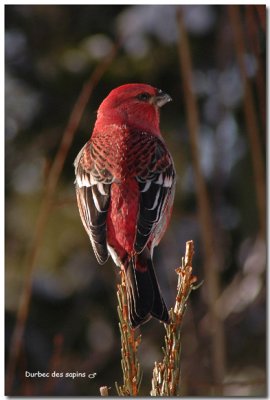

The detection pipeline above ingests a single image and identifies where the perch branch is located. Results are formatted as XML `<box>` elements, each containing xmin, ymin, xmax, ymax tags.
<box><xmin>100</xmin><ymin>386</ymin><xmax>109</xmax><ymax>396</ymax></box>
<box><xmin>151</xmin><ymin>240</ymin><xmax>198</xmax><ymax>396</ymax></box>
<box><xmin>115</xmin><ymin>271</ymin><xmax>142</xmax><ymax>396</ymax></box>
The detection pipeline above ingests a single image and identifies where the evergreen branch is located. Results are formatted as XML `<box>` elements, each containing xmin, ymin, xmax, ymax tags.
<box><xmin>115</xmin><ymin>271</ymin><xmax>142</xmax><ymax>396</ymax></box>
<box><xmin>151</xmin><ymin>240</ymin><xmax>198</xmax><ymax>396</ymax></box>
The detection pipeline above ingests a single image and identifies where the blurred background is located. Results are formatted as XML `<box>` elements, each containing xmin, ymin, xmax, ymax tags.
<box><xmin>5</xmin><ymin>4</ymin><xmax>266</xmax><ymax>396</ymax></box>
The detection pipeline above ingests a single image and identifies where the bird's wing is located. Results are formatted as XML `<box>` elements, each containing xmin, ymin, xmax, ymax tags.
<box><xmin>74</xmin><ymin>142</ymin><xmax>113</xmax><ymax>264</ymax></box>
<box><xmin>134</xmin><ymin>137</ymin><xmax>175</xmax><ymax>254</ymax></box>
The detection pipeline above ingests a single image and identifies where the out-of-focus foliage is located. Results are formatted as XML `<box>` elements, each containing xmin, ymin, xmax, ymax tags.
<box><xmin>5</xmin><ymin>5</ymin><xmax>266</xmax><ymax>396</ymax></box>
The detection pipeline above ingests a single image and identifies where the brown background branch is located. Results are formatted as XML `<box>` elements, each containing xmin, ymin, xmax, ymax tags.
<box><xmin>176</xmin><ymin>8</ymin><xmax>226</xmax><ymax>394</ymax></box>
<box><xmin>5</xmin><ymin>44</ymin><xmax>118</xmax><ymax>394</ymax></box>
<box><xmin>228</xmin><ymin>5</ymin><xmax>266</xmax><ymax>238</ymax></box>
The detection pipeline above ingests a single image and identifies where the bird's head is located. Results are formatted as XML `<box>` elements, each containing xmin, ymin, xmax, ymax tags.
<box><xmin>95</xmin><ymin>83</ymin><xmax>172</xmax><ymax>136</ymax></box>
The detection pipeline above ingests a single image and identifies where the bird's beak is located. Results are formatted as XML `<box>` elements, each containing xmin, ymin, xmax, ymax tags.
<box><xmin>153</xmin><ymin>90</ymin><xmax>172</xmax><ymax>108</ymax></box>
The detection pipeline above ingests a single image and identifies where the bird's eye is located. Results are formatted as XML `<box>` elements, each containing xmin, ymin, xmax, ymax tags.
<box><xmin>136</xmin><ymin>92</ymin><xmax>151</xmax><ymax>102</ymax></box>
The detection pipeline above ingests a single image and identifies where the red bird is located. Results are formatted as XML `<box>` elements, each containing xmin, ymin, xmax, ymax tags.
<box><xmin>74</xmin><ymin>83</ymin><xmax>175</xmax><ymax>328</ymax></box>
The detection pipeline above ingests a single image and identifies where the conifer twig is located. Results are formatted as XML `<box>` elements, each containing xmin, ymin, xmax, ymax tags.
<box><xmin>115</xmin><ymin>271</ymin><xmax>142</xmax><ymax>396</ymax></box>
<box><xmin>100</xmin><ymin>386</ymin><xmax>109</xmax><ymax>396</ymax></box>
<box><xmin>151</xmin><ymin>240</ymin><xmax>198</xmax><ymax>396</ymax></box>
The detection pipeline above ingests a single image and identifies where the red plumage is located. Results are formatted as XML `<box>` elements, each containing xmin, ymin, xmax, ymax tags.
<box><xmin>74</xmin><ymin>83</ymin><xmax>176</xmax><ymax>328</ymax></box>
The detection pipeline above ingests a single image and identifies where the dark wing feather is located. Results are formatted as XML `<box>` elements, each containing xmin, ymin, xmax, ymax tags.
<box><xmin>74</xmin><ymin>143</ymin><xmax>113</xmax><ymax>264</ymax></box>
<box><xmin>135</xmin><ymin>139</ymin><xmax>175</xmax><ymax>254</ymax></box>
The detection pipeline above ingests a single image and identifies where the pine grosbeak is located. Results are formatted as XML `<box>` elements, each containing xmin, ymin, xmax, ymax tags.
<box><xmin>74</xmin><ymin>83</ymin><xmax>175</xmax><ymax>328</ymax></box>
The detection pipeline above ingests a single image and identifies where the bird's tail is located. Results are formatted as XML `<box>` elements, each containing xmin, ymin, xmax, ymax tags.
<box><xmin>124</xmin><ymin>251</ymin><xmax>169</xmax><ymax>328</ymax></box>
